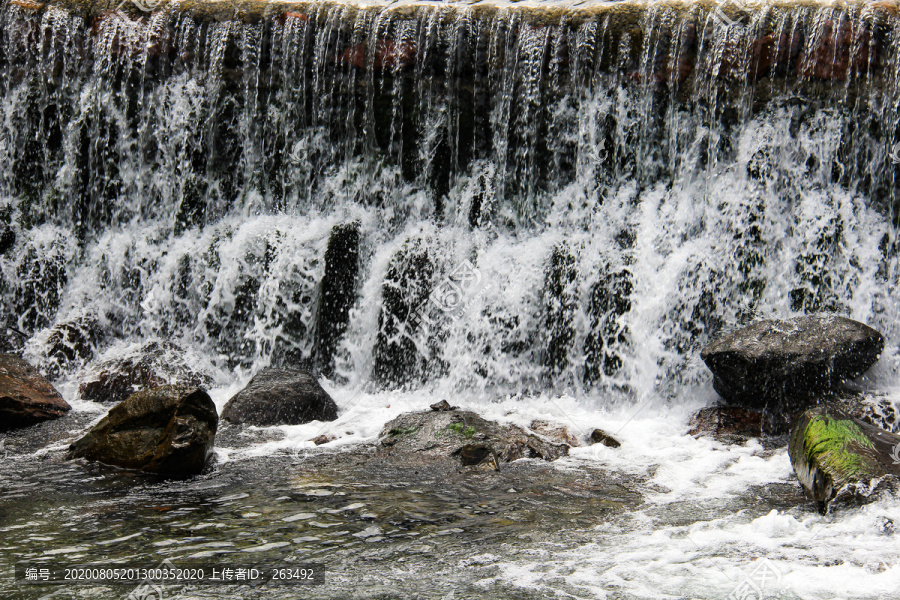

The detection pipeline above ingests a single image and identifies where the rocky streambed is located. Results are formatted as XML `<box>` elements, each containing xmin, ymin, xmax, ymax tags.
<box><xmin>1</xmin><ymin>406</ymin><xmax>821</xmax><ymax>600</ymax></box>
<box><xmin>2</xmin><ymin>314</ymin><xmax>900</xmax><ymax>598</ymax></box>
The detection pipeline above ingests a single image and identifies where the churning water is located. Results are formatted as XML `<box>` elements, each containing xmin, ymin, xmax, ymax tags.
<box><xmin>1</xmin><ymin>0</ymin><xmax>900</xmax><ymax>597</ymax></box>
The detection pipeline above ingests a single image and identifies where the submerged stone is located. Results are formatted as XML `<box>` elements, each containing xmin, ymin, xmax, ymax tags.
<box><xmin>67</xmin><ymin>385</ymin><xmax>217</xmax><ymax>477</ymax></box>
<box><xmin>0</xmin><ymin>354</ymin><xmax>70</xmax><ymax>431</ymax></box>
<box><xmin>221</xmin><ymin>369</ymin><xmax>338</xmax><ymax>426</ymax></box>
<box><xmin>701</xmin><ymin>315</ymin><xmax>884</xmax><ymax>421</ymax></box>
<box><xmin>789</xmin><ymin>407</ymin><xmax>900</xmax><ymax>513</ymax></box>
<box><xmin>688</xmin><ymin>406</ymin><xmax>767</xmax><ymax>441</ymax></box>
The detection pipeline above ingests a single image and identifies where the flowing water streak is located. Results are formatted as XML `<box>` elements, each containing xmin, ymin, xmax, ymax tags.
<box><xmin>0</xmin><ymin>0</ymin><xmax>897</xmax><ymax>403</ymax></box>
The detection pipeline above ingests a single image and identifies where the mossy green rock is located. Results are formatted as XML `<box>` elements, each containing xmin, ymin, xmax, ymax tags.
<box><xmin>68</xmin><ymin>385</ymin><xmax>217</xmax><ymax>477</ymax></box>
<box><xmin>789</xmin><ymin>407</ymin><xmax>900</xmax><ymax>512</ymax></box>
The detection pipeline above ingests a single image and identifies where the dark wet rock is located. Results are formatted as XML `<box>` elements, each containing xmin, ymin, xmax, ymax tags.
<box><xmin>701</xmin><ymin>315</ymin><xmax>884</xmax><ymax>416</ymax></box>
<box><xmin>380</xmin><ymin>410</ymin><xmax>569</xmax><ymax>468</ymax></box>
<box><xmin>0</xmin><ymin>335</ymin><xmax>16</xmax><ymax>355</ymax></box>
<box><xmin>221</xmin><ymin>369</ymin><xmax>338</xmax><ymax>426</ymax></box>
<box><xmin>311</xmin><ymin>434</ymin><xmax>335</xmax><ymax>446</ymax></box>
<box><xmin>583</xmin><ymin>265</ymin><xmax>632</xmax><ymax>385</ymax></box>
<box><xmin>0</xmin><ymin>354</ymin><xmax>70</xmax><ymax>431</ymax></box>
<box><xmin>454</xmin><ymin>444</ymin><xmax>499</xmax><ymax>469</ymax></box>
<box><xmin>716</xmin><ymin>32</ymin><xmax>795</xmax><ymax>82</ymax></box>
<box><xmin>530</xmin><ymin>419</ymin><xmax>580</xmax><ymax>447</ymax></box>
<box><xmin>430</xmin><ymin>400</ymin><xmax>456</xmax><ymax>412</ymax></box>
<box><xmin>67</xmin><ymin>385</ymin><xmax>217</xmax><ymax>477</ymax></box>
<box><xmin>78</xmin><ymin>341</ymin><xmax>212</xmax><ymax>404</ymax></box>
<box><xmin>315</xmin><ymin>221</ymin><xmax>360</xmax><ymax>377</ymax></box>
<box><xmin>796</xmin><ymin>19</ymin><xmax>870</xmax><ymax>81</ymax></box>
<box><xmin>13</xmin><ymin>242</ymin><xmax>69</xmax><ymax>333</ymax></box>
<box><xmin>789</xmin><ymin>407</ymin><xmax>900</xmax><ymax>513</ymax></box>
<box><xmin>0</xmin><ymin>224</ymin><xmax>16</xmax><ymax>255</ymax></box>
<box><xmin>341</xmin><ymin>38</ymin><xmax>417</xmax><ymax>71</ymax></box>
<box><xmin>692</xmin><ymin>394</ymin><xmax>900</xmax><ymax>442</ymax></box>
<box><xmin>372</xmin><ymin>238</ymin><xmax>436</xmax><ymax>387</ymax></box>
<box><xmin>0</xmin><ymin>328</ymin><xmax>26</xmax><ymax>355</ymax></box>
<box><xmin>540</xmin><ymin>244</ymin><xmax>578</xmax><ymax>379</ymax></box>
<box><xmin>37</xmin><ymin>313</ymin><xmax>103</xmax><ymax>379</ymax></box>
<box><xmin>689</xmin><ymin>406</ymin><xmax>768</xmax><ymax>440</ymax></box>
<box><xmin>589</xmin><ymin>428</ymin><xmax>621</xmax><ymax>448</ymax></box>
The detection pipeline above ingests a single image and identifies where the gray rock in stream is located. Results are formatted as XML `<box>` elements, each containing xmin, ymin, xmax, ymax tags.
<box><xmin>221</xmin><ymin>369</ymin><xmax>338</xmax><ymax>426</ymax></box>
<box><xmin>380</xmin><ymin>410</ymin><xmax>569</xmax><ymax>468</ymax></box>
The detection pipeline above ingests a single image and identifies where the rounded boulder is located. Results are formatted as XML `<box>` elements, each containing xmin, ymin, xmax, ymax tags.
<box><xmin>221</xmin><ymin>369</ymin><xmax>338</xmax><ymax>426</ymax></box>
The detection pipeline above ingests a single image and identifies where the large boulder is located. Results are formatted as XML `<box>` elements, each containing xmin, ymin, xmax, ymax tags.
<box><xmin>380</xmin><ymin>409</ymin><xmax>569</xmax><ymax>468</ymax></box>
<box><xmin>701</xmin><ymin>315</ymin><xmax>884</xmax><ymax>415</ymax></box>
<box><xmin>0</xmin><ymin>354</ymin><xmax>70</xmax><ymax>431</ymax></box>
<box><xmin>221</xmin><ymin>369</ymin><xmax>338</xmax><ymax>426</ymax></box>
<box><xmin>67</xmin><ymin>385</ymin><xmax>217</xmax><ymax>477</ymax></box>
<box><xmin>78</xmin><ymin>341</ymin><xmax>212</xmax><ymax>404</ymax></box>
<box><xmin>789</xmin><ymin>407</ymin><xmax>900</xmax><ymax>513</ymax></box>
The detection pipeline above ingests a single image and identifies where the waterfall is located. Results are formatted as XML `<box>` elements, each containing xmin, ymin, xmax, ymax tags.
<box><xmin>0</xmin><ymin>0</ymin><xmax>898</xmax><ymax>403</ymax></box>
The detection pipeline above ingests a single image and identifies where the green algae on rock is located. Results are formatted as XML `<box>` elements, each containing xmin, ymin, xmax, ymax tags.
<box><xmin>789</xmin><ymin>407</ymin><xmax>900</xmax><ymax>513</ymax></box>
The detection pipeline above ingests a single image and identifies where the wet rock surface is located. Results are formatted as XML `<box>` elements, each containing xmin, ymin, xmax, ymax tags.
<box><xmin>689</xmin><ymin>406</ymin><xmax>768</xmax><ymax>441</ymax></box>
<box><xmin>0</xmin><ymin>328</ymin><xmax>26</xmax><ymax>355</ymax></box>
<box><xmin>78</xmin><ymin>341</ymin><xmax>212</xmax><ymax>404</ymax></box>
<box><xmin>530</xmin><ymin>419</ymin><xmax>580</xmax><ymax>447</ymax></box>
<box><xmin>380</xmin><ymin>410</ymin><xmax>569</xmax><ymax>467</ymax></box>
<box><xmin>0</xmin><ymin>353</ymin><xmax>70</xmax><ymax>431</ymax></box>
<box><xmin>789</xmin><ymin>407</ymin><xmax>900</xmax><ymax>513</ymax></box>
<box><xmin>690</xmin><ymin>393</ymin><xmax>899</xmax><ymax>443</ymax></box>
<box><xmin>701</xmin><ymin>315</ymin><xmax>884</xmax><ymax>418</ymax></box>
<box><xmin>589</xmin><ymin>428</ymin><xmax>621</xmax><ymax>448</ymax></box>
<box><xmin>825</xmin><ymin>393</ymin><xmax>900</xmax><ymax>435</ymax></box>
<box><xmin>36</xmin><ymin>312</ymin><xmax>103</xmax><ymax>379</ymax></box>
<box><xmin>222</xmin><ymin>369</ymin><xmax>338</xmax><ymax>426</ymax></box>
<box><xmin>314</xmin><ymin>221</ymin><xmax>360</xmax><ymax>377</ymax></box>
<box><xmin>67</xmin><ymin>385</ymin><xmax>217</xmax><ymax>477</ymax></box>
